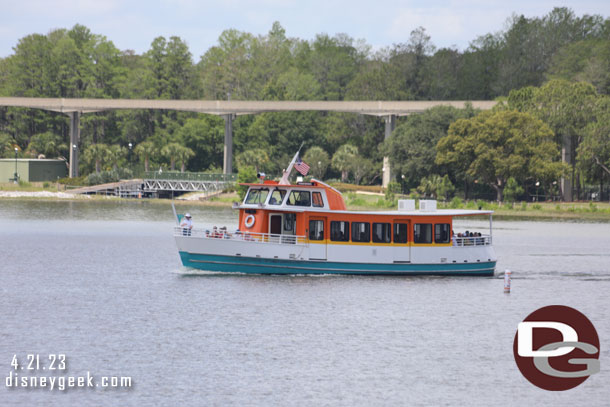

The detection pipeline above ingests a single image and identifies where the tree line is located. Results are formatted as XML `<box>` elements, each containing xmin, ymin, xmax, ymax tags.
<box><xmin>0</xmin><ymin>7</ymin><xmax>608</xmax><ymax>199</ymax></box>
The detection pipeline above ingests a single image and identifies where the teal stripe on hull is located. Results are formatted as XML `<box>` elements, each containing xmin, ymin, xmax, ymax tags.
<box><xmin>178</xmin><ymin>252</ymin><xmax>495</xmax><ymax>276</ymax></box>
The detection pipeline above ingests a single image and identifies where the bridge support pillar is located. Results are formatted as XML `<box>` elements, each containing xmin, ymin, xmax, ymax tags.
<box><xmin>382</xmin><ymin>115</ymin><xmax>396</xmax><ymax>188</ymax></box>
<box><xmin>223</xmin><ymin>113</ymin><xmax>234</xmax><ymax>174</ymax></box>
<box><xmin>68</xmin><ymin>111</ymin><xmax>81</xmax><ymax>178</ymax></box>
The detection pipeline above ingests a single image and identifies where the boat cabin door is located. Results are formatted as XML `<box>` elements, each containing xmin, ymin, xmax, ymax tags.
<box><xmin>308</xmin><ymin>216</ymin><xmax>327</xmax><ymax>260</ymax></box>
<box><xmin>269</xmin><ymin>213</ymin><xmax>297</xmax><ymax>244</ymax></box>
<box><xmin>393</xmin><ymin>221</ymin><xmax>410</xmax><ymax>263</ymax></box>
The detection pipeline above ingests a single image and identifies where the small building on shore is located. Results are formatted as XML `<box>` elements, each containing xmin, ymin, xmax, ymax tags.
<box><xmin>0</xmin><ymin>158</ymin><xmax>68</xmax><ymax>182</ymax></box>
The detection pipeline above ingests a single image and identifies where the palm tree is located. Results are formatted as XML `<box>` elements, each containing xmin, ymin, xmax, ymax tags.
<box><xmin>303</xmin><ymin>146</ymin><xmax>329</xmax><ymax>180</ymax></box>
<box><xmin>332</xmin><ymin>144</ymin><xmax>358</xmax><ymax>182</ymax></box>
<box><xmin>83</xmin><ymin>144</ymin><xmax>110</xmax><ymax>173</ymax></box>
<box><xmin>107</xmin><ymin>144</ymin><xmax>127</xmax><ymax>171</ymax></box>
<box><xmin>0</xmin><ymin>133</ymin><xmax>14</xmax><ymax>157</ymax></box>
<box><xmin>161</xmin><ymin>142</ymin><xmax>183</xmax><ymax>171</ymax></box>
<box><xmin>134</xmin><ymin>141</ymin><xmax>156</xmax><ymax>172</ymax></box>
<box><xmin>236</xmin><ymin>148</ymin><xmax>270</xmax><ymax>173</ymax></box>
<box><xmin>26</xmin><ymin>131</ymin><xmax>67</xmax><ymax>158</ymax></box>
<box><xmin>176</xmin><ymin>146</ymin><xmax>195</xmax><ymax>173</ymax></box>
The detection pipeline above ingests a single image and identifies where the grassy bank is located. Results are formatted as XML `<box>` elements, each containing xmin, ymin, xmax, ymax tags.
<box><xmin>2</xmin><ymin>182</ymin><xmax>609</xmax><ymax>222</ymax></box>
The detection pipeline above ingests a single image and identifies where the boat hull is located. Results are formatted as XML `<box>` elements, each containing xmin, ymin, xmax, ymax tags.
<box><xmin>178</xmin><ymin>251</ymin><xmax>496</xmax><ymax>276</ymax></box>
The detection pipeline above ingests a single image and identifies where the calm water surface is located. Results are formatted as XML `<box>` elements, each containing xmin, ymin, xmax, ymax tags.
<box><xmin>1</xmin><ymin>200</ymin><xmax>609</xmax><ymax>406</ymax></box>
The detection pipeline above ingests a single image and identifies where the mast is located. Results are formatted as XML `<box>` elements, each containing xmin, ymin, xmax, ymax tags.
<box><xmin>279</xmin><ymin>142</ymin><xmax>305</xmax><ymax>185</ymax></box>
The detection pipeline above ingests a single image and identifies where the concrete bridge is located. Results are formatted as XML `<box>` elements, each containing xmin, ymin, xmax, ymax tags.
<box><xmin>0</xmin><ymin>97</ymin><xmax>498</xmax><ymax>187</ymax></box>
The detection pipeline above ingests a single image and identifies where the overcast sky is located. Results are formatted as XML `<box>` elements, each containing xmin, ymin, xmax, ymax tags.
<box><xmin>1</xmin><ymin>0</ymin><xmax>608</xmax><ymax>59</ymax></box>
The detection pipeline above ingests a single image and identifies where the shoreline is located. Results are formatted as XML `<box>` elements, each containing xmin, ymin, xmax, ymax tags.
<box><xmin>1</xmin><ymin>188</ymin><xmax>609</xmax><ymax>222</ymax></box>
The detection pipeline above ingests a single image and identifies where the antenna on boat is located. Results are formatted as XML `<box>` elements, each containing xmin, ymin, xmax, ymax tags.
<box><xmin>279</xmin><ymin>142</ymin><xmax>305</xmax><ymax>185</ymax></box>
<box><xmin>171</xmin><ymin>200</ymin><xmax>180</xmax><ymax>225</ymax></box>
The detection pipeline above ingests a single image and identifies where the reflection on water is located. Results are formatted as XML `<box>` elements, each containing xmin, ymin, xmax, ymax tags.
<box><xmin>1</xmin><ymin>200</ymin><xmax>609</xmax><ymax>406</ymax></box>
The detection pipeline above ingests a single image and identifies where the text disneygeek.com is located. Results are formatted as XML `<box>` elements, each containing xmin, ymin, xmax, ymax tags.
<box><xmin>5</xmin><ymin>354</ymin><xmax>132</xmax><ymax>391</ymax></box>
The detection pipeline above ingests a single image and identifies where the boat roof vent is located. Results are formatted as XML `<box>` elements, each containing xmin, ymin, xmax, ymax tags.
<box><xmin>398</xmin><ymin>199</ymin><xmax>416</xmax><ymax>211</ymax></box>
<box><xmin>419</xmin><ymin>200</ymin><xmax>437</xmax><ymax>212</ymax></box>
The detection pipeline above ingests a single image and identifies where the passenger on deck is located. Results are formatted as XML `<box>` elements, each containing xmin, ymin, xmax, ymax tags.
<box><xmin>220</xmin><ymin>226</ymin><xmax>231</xmax><ymax>239</ymax></box>
<box><xmin>180</xmin><ymin>213</ymin><xmax>193</xmax><ymax>236</ymax></box>
<box><xmin>212</xmin><ymin>226</ymin><xmax>220</xmax><ymax>238</ymax></box>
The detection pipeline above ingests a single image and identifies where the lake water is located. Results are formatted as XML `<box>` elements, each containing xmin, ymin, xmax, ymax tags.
<box><xmin>1</xmin><ymin>200</ymin><xmax>609</xmax><ymax>406</ymax></box>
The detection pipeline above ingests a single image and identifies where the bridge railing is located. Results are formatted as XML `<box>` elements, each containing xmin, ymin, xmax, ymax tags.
<box><xmin>144</xmin><ymin>171</ymin><xmax>237</xmax><ymax>182</ymax></box>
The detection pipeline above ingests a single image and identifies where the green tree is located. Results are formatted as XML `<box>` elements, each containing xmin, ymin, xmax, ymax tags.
<box><xmin>176</xmin><ymin>145</ymin><xmax>195</xmax><ymax>173</ymax></box>
<box><xmin>577</xmin><ymin>96</ymin><xmax>610</xmax><ymax>179</ymax></box>
<box><xmin>83</xmin><ymin>143</ymin><xmax>110</xmax><ymax>173</ymax></box>
<box><xmin>437</xmin><ymin>110</ymin><xmax>566</xmax><ymax>202</ymax></box>
<box><xmin>303</xmin><ymin>146</ymin><xmax>329</xmax><ymax>180</ymax></box>
<box><xmin>134</xmin><ymin>141</ymin><xmax>156</xmax><ymax>172</ymax></box>
<box><xmin>107</xmin><ymin>144</ymin><xmax>127</xmax><ymax>171</ymax></box>
<box><xmin>417</xmin><ymin>175</ymin><xmax>443</xmax><ymax>199</ymax></box>
<box><xmin>547</xmin><ymin>39</ymin><xmax>610</xmax><ymax>95</ymax></box>
<box><xmin>390</xmin><ymin>27</ymin><xmax>436</xmax><ymax>99</ymax></box>
<box><xmin>332</xmin><ymin>144</ymin><xmax>358</xmax><ymax>182</ymax></box>
<box><xmin>384</xmin><ymin>105</ymin><xmax>475</xmax><ymax>192</ymax></box>
<box><xmin>236</xmin><ymin>149</ymin><xmax>270</xmax><ymax>173</ymax></box>
<box><xmin>508</xmin><ymin>79</ymin><xmax>598</xmax><ymax>200</ymax></box>
<box><xmin>237</xmin><ymin>166</ymin><xmax>257</xmax><ymax>200</ymax></box>
<box><xmin>161</xmin><ymin>142</ymin><xmax>184</xmax><ymax>171</ymax></box>
<box><xmin>25</xmin><ymin>131</ymin><xmax>67</xmax><ymax>158</ymax></box>
<box><xmin>503</xmin><ymin>177</ymin><xmax>525</xmax><ymax>202</ymax></box>
<box><xmin>177</xmin><ymin>115</ymin><xmax>224</xmax><ymax>171</ymax></box>
<box><xmin>0</xmin><ymin>133</ymin><xmax>15</xmax><ymax>157</ymax></box>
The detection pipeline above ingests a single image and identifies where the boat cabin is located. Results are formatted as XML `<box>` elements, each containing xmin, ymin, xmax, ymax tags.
<box><xmin>235</xmin><ymin>179</ymin><xmax>492</xmax><ymax>255</ymax></box>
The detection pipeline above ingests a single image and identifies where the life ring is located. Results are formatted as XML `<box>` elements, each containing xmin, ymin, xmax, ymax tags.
<box><xmin>244</xmin><ymin>214</ymin><xmax>255</xmax><ymax>228</ymax></box>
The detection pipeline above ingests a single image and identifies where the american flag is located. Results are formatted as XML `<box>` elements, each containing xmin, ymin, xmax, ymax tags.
<box><xmin>294</xmin><ymin>157</ymin><xmax>310</xmax><ymax>176</ymax></box>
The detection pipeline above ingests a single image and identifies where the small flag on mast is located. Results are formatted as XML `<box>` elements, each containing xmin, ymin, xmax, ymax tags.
<box><xmin>294</xmin><ymin>157</ymin><xmax>310</xmax><ymax>176</ymax></box>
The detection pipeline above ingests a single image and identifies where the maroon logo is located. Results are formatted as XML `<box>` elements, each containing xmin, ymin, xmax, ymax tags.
<box><xmin>513</xmin><ymin>305</ymin><xmax>600</xmax><ymax>391</ymax></box>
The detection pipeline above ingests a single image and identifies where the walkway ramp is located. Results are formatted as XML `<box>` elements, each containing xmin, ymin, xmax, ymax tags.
<box><xmin>67</xmin><ymin>179</ymin><xmax>143</xmax><ymax>197</ymax></box>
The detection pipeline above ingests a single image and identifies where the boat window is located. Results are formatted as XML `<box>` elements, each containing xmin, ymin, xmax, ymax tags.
<box><xmin>309</xmin><ymin>220</ymin><xmax>324</xmax><ymax>240</ymax></box>
<box><xmin>268</xmin><ymin>189</ymin><xmax>286</xmax><ymax>205</ymax></box>
<box><xmin>287</xmin><ymin>190</ymin><xmax>311</xmax><ymax>206</ymax></box>
<box><xmin>312</xmin><ymin>192</ymin><xmax>324</xmax><ymax>207</ymax></box>
<box><xmin>284</xmin><ymin>213</ymin><xmax>296</xmax><ymax>232</ymax></box>
<box><xmin>351</xmin><ymin>222</ymin><xmax>370</xmax><ymax>243</ymax></box>
<box><xmin>394</xmin><ymin>223</ymin><xmax>408</xmax><ymax>244</ymax></box>
<box><xmin>414</xmin><ymin>224</ymin><xmax>432</xmax><ymax>244</ymax></box>
<box><xmin>244</xmin><ymin>188</ymin><xmax>269</xmax><ymax>204</ymax></box>
<box><xmin>372</xmin><ymin>223</ymin><xmax>391</xmax><ymax>243</ymax></box>
<box><xmin>435</xmin><ymin>224</ymin><xmax>451</xmax><ymax>243</ymax></box>
<box><xmin>330</xmin><ymin>221</ymin><xmax>349</xmax><ymax>241</ymax></box>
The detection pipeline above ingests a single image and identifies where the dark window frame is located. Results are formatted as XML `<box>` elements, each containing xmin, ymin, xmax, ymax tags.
<box><xmin>351</xmin><ymin>222</ymin><xmax>370</xmax><ymax>243</ymax></box>
<box><xmin>414</xmin><ymin>223</ymin><xmax>433</xmax><ymax>244</ymax></box>
<box><xmin>309</xmin><ymin>220</ymin><xmax>324</xmax><ymax>241</ymax></box>
<box><xmin>330</xmin><ymin>221</ymin><xmax>349</xmax><ymax>242</ymax></box>
<box><xmin>244</xmin><ymin>188</ymin><xmax>269</xmax><ymax>204</ymax></box>
<box><xmin>372</xmin><ymin>222</ymin><xmax>392</xmax><ymax>243</ymax></box>
<box><xmin>394</xmin><ymin>223</ymin><xmax>409</xmax><ymax>244</ymax></box>
<box><xmin>286</xmin><ymin>190</ymin><xmax>311</xmax><ymax>207</ymax></box>
<box><xmin>434</xmin><ymin>223</ymin><xmax>451</xmax><ymax>244</ymax></box>
<box><xmin>268</xmin><ymin>188</ymin><xmax>286</xmax><ymax>205</ymax></box>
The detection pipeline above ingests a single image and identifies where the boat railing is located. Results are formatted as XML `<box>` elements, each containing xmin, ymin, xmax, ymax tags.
<box><xmin>452</xmin><ymin>234</ymin><xmax>492</xmax><ymax>247</ymax></box>
<box><xmin>174</xmin><ymin>227</ymin><xmax>307</xmax><ymax>245</ymax></box>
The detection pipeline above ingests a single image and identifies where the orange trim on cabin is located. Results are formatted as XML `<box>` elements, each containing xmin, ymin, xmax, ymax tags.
<box><xmin>239</xmin><ymin>206</ymin><xmax>454</xmax><ymax>245</ymax></box>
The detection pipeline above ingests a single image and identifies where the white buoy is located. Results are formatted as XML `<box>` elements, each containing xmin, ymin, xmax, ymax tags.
<box><xmin>504</xmin><ymin>270</ymin><xmax>512</xmax><ymax>293</ymax></box>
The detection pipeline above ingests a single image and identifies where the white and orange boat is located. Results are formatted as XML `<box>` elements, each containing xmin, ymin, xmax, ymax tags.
<box><xmin>174</xmin><ymin>153</ymin><xmax>496</xmax><ymax>276</ymax></box>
